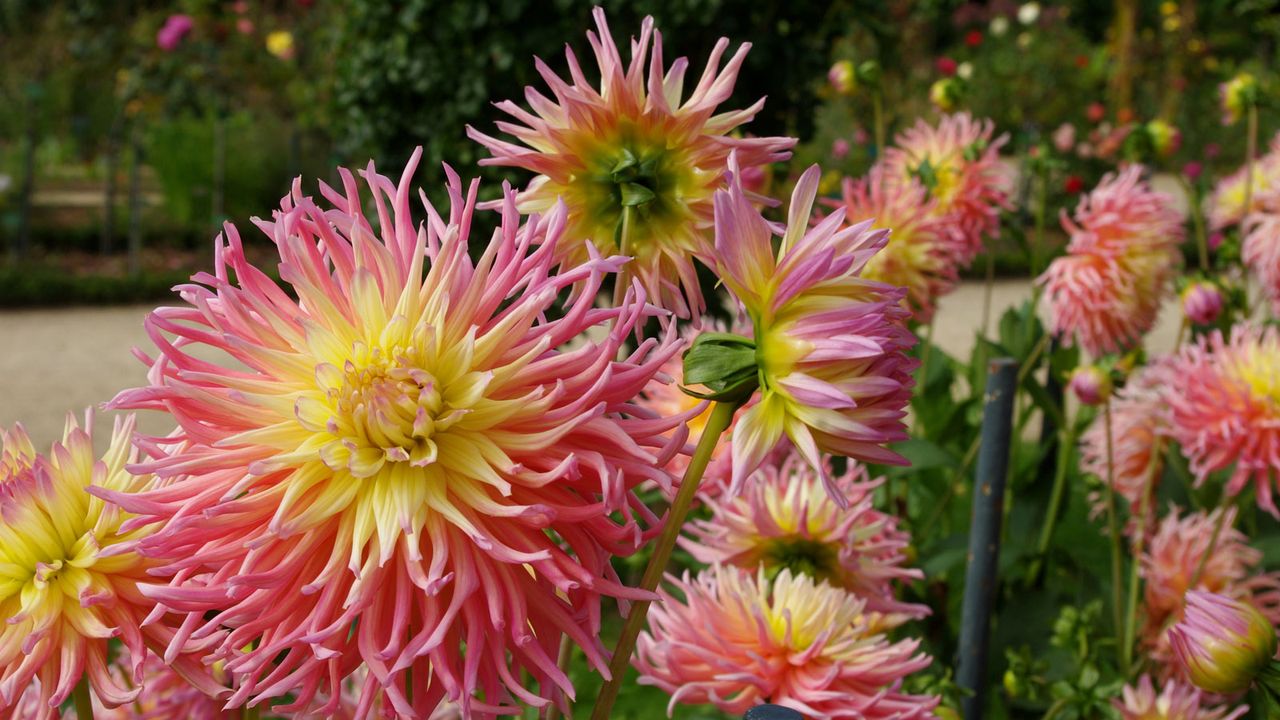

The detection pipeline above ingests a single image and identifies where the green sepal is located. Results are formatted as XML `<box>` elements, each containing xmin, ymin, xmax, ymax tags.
<box><xmin>681</xmin><ymin>331</ymin><xmax>760</xmax><ymax>403</ymax></box>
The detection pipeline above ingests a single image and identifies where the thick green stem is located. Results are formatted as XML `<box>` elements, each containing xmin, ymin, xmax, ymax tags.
<box><xmin>1103</xmin><ymin>400</ymin><xmax>1126</xmax><ymax>670</ymax></box>
<box><xmin>1122</xmin><ymin>436</ymin><xmax>1164</xmax><ymax>677</ymax></box>
<box><xmin>243</xmin><ymin>707</ymin><xmax>260</xmax><ymax>720</ymax></box>
<box><xmin>1182</xmin><ymin>177</ymin><xmax>1210</xmax><ymax>273</ymax></box>
<box><xmin>590</xmin><ymin>401</ymin><xmax>739</xmax><ymax>720</ymax></box>
<box><xmin>72</xmin><ymin>678</ymin><xmax>94</xmax><ymax>720</ymax></box>
<box><xmin>1030</xmin><ymin>423</ymin><xmax>1077</xmax><ymax>583</ymax></box>
<box><xmin>1188</xmin><ymin>505</ymin><xmax>1229</xmax><ymax>591</ymax></box>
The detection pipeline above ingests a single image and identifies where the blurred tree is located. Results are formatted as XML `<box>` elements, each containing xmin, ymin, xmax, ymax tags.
<box><xmin>329</xmin><ymin>0</ymin><xmax>882</xmax><ymax>176</ymax></box>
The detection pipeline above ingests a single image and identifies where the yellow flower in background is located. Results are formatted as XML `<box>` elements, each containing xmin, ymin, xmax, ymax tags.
<box><xmin>266</xmin><ymin>30</ymin><xmax>295</xmax><ymax>60</ymax></box>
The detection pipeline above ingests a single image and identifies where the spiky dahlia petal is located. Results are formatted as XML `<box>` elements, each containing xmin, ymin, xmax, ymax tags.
<box><xmin>1038</xmin><ymin>166</ymin><xmax>1184</xmax><ymax>356</ymax></box>
<box><xmin>468</xmin><ymin>8</ymin><xmax>794</xmax><ymax>318</ymax></box>
<box><xmin>682</xmin><ymin>452</ymin><xmax>926</xmax><ymax>627</ymax></box>
<box><xmin>714</xmin><ymin>157</ymin><xmax>916</xmax><ymax>501</ymax></box>
<box><xmin>1115</xmin><ymin>675</ymin><xmax>1246</xmax><ymax>720</ymax></box>
<box><xmin>826</xmin><ymin>167</ymin><xmax>968</xmax><ymax>322</ymax></box>
<box><xmin>634</xmin><ymin>565</ymin><xmax>937</xmax><ymax>719</ymax></box>
<box><xmin>1242</xmin><ymin>188</ymin><xmax>1280</xmax><ymax>316</ymax></box>
<box><xmin>1206</xmin><ymin>133</ymin><xmax>1280</xmax><ymax>231</ymax></box>
<box><xmin>881</xmin><ymin>112</ymin><xmax>1010</xmax><ymax>263</ymax></box>
<box><xmin>1159</xmin><ymin>324</ymin><xmax>1280</xmax><ymax>516</ymax></box>
<box><xmin>0</xmin><ymin>414</ymin><xmax>217</xmax><ymax>719</ymax></box>
<box><xmin>107</xmin><ymin>152</ymin><xmax>684</xmax><ymax>719</ymax></box>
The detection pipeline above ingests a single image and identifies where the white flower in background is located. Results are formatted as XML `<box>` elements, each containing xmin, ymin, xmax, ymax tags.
<box><xmin>1018</xmin><ymin>2</ymin><xmax>1041</xmax><ymax>25</ymax></box>
<box><xmin>990</xmin><ymin>16</ymin><xmax>1010</xmax><ymax>36</ymax></box>
<box><xmin>0</xmin><ymin>174</ymin><xmax>11</xmax><ymax>195</ymax></box>
<box><xmin>957</xmin><ymin>62</ymin><xmax>974</xmax><ymax>80</ymax></box>
<box><xmin>1017</xmin><ymin>32</ymin><xmax>1033</xmax><ymax>49</ymax></box>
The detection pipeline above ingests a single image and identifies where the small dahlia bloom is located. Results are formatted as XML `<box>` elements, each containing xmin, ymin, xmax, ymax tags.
<box><xmin>683</xmin><ymin>452</ymin><xmax>926</xmax><ymax>627</ymax></box>
<box><xmin>469</xmin><ymin>8</ymin><xmax>794</xmax><ymax>317</ymax></box>
<box><xmin>1080</xmin><ymin>362</ymin><xmax>1167</xmax><ymax>520</ymax></box>
<box><xmin>0</xmin><ymin>414</ymin><xmax>216</xmax><ymax>718</ymax></box>
<box><xmin>1068</xmin><ymin>365</ymin><xmax>1111</xmax><ymax>406</ymax></box>
<box><xmin>106</xmin><ymin>153</ymin><xmax>684</xmax><ymax>718</ymax></box>
<box><xmin>1220</xmin><ymin>73</ymin><xmax>1258</xmax><ymax>126</ymax></box>
<box><xmin>828</xmin><ymin>60</ymin><xmax>856</xmax><ymax>96</ymax></box>
<box><xmin>1146</xmin><ymin>119</ymin><xmax>1182</xmax><ymax>158</ymax></box>
<box><xmin>1170</xmin><ymin>591</ymin><xmax>1277</xmax><ymax>695</ymax></box>
<box><xmin>1115</xmin><ymin>675</ymin><xmax>1246</xmax><ymax>720</ymax></box>
<box><xmin>825</xmin><ymin>168</ymin><xmax>968</xmax><ymax>322</ymax></box>
<box><xmin>1182</xmin><ymin>282</ymin><xmax>1226</xmax><ymax>325</ymax></box>
<box><xmin>1207</xmin><ymin>139</ymin><xmax>1280</xmax><ymax>230</ymax></box>
<box><xmin>156</xmin><ymin>14</ymin><xmax>193</xmax><ymax>51</ymax></box>
<box><xmin>1160</xmin><ymin>324</ymin><xmax>1280</xmax><ymax>515</ymax></box>
<box><xmin>635</xmin><ymin>566</ymin><xmax>938</xmax><ymax>719</ymax></box>
<box><xmin>95</xmin><ymin>656</ymin><xmax>232</xmax><ymax>720</ymax></box>
<box><xmin>882</xmin><ymin>112</ymin><xmax>1010</xmax><ymax>263</ymax></box>
<box><xmin>712</xmin><ymin>158</ymin><xmax>916</xmax><ymax>500</ymax></box>
<box><xmin>1038</xmin><ymin>166</ymin><xmax>1184</xmax><ymax>356</ymax></box>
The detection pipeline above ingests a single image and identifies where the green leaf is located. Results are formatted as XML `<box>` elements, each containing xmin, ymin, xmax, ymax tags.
<box><xmin>618</xmin><ymin>182</ymin><xmax>656</xmax><ymax>207</ymax></box>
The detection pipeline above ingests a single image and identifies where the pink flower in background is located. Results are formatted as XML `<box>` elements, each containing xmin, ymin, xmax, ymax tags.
<box><xmin>1182</xmin><ymin>282</ymin><xmax>1225</xmax><ymax>325</ymax></box>
<box><xmin>96</xmin><ymin>656</ymin><xmax>233</xmax><ymax>720</ymax></box>
<box><xmin>156</xmin><ymin>14</ymin><xmax>194</xmax><ymax>51</ymax></box>
<box><xmin>1052</xmin><ymin>123</ymin><xmax>1076</xmax><ymax>153</ymax></box>
<box><xmin>883</xmin><ymin>112</ymin><xmax>1011</xmax><ymax>264</ymax></box>
<box><xmin>468</xmin><ymin>8</ymin><xmax>794</xmax><ymax>318</ymax></box>
<box><xmin>105</xmin><ymin>152</ymin><xmax>684</xmax><ymax>719</ymax></box>
<box><xmin>828</xmin><ymin>166</ymin><xmax>967</xmax><ymax>322</ymax></box>
<box><xmin>1170</xmin><ymin>591</ymin><xmax>1277</xmax><ymax>695</ymax></box>
<box><xmin>1038</xmin><ymin>166</ymin><xmax>1184</xmax><ymax>356</ymax></box>
<box><xmin>635</xmin><ymin>566</ymin><xmax>938</xmax><ymax>719</ymax></box>
<box><xmin>1242</xmin><ymin>186</ymin><xmax>1280</xmax><ymax>314</ymax></box>
<box><xmin>683</xmin><ymin>452</ymin><xmax>927</xmax><ymax>628</ymax></box>
<box><xmin>1115</xmin><ymin>675</ymin><xmax>1246</xmax><ymax>720</ymax></box>
<box><xmin>235</xmin><ymin>17</ymin><xmax>254</xmax><ymax>35</ymax></box>
<box><xmin>712</xmin><ymin>157</ymin><xmax>916</xmax><ymax>501</ymax></box>
<box><xmin>1080</xmin><ymin>361</ymin><xmax>1168</xmax><ymax>521</ymax></box>
<box><xmin>1068</xmin><ymin>365</ymin><xmax>1111</xmax><ymax>405</ymax></box>
<box><xmin>832</xmin><ymin>138</ymin><xmax>852</xmax><ymax>159</ymax></box>
<box><xmin>0</xmin><ymin>414</ymin><xmax>219</xmax><ymax>718</ymax></box>
<box><xmin>1160</xmin><ymin>324</ymin><xmax>1280</xmax><ymax>516</ymax></box>
<box><xmin>1184</xmin><ymin>161</ymin><xmax>1204</xmax><ymax>181</ymax></box>
<box><xmin>1207</xmin><ymin>135</ymin><xmax>1280</xmax><ymax>230</ymax></box>
<box><xmin>828</xmin><ymin>60</ymin><xmax>857</xmax><ymax>96</ymax></box>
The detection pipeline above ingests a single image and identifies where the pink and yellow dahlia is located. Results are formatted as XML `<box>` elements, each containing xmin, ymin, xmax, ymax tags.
<box><xmin>0</xmin><ymin>414</ymin><xmax>217</xmax><ymax>718</ymax></box>
<box><xmin>1139</xmin><ymin>507</ymin><xmax>1280</xmax><ymax>667</ymax></box>
<box><xmin>683</xmin><ymin>452</ymin><xmax>926</xmax><ymax>627</ymax></box>
<box><xmin>1115</xmin><ymin>675</ymin><xmax>1246</xmax><ymax>720</ymax></box>
<box><xmin>826</xmin><ymin>167</ymin><xmax>968</xmax><ymax>322</ymax></box>
<box><xmin>882</xmin><ymin>112</ymin><xmax>1010</xmax><ymax>263</ymax></box>
<box><xmin>1038</xmin><ymin>166</ymin><xmax>1184</xmax><ymax>356</ymax></box>
<box><xmin>1206</xmin><ymin>136</ymin><xmax>1280</xmax><ymax>230</ymax></box>
<box><xmin>713</xmin><ymin>157</ymin><xmax>916</xmax><ymax>499</ymax></box>
<box><xmin>1242</xmin><ymin>187</ymin><xmax>1280</xmax><ymax>316</ymax></box>
<box><xmin>634</xmin><ymin>565</ymin><xmax>937</xmax><ymax>719</ymax></box>
<box><xmin>468</xmin><ymin>8</ymin><xmax>794</xmax><ymax>317</ymax></box>
<box><xmin>1160</xmin><ymin>324</ymin><xmax>1280</xmax><ymax>515</ymax></box>
<box><xmin>105</xmin><ymin>153</ymin><xmax>685</xmax><ymax>718</ymax></box>
<box><xmin>1169</xmin><ymin>591</ymin><xmax>1277</xmax><ymax>695</ymax></box>
<box><xmin>1080</xmin><ymin>361</ymin><xmax>1168</xmax><ymax>520</ymax></box>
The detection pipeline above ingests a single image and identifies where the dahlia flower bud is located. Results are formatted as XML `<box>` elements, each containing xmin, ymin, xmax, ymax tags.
<box><xmin>1169</xmin><ymin>590</ymin><xmax>1277</xmax><ymax>695</ymax></box>
<box><xmin>1068</xmin><ymin>365</ymin><xmax>1112</xmax><ymax>405</ymax></box>
<box><xmin>828</xmin><ymin>60</ymin><xmax>857</xmax><ymax>96</ymax></box>
<box><xmin>930</xmin><ymin>78</ymin><xmax>963</xmax><ymax>112</ymax></box>
<box><xmin>1182</xmin><ymin>282</ymin><xmax>1225</xmax><ymax>325</ymax></box>
<box><xmin>1220</xmin><ymin>73</ymin><xmax>1258</xmax><ymax>126</ymax></box>
<box><xmin>1146</xmin><ymin>119</ymin><xmax>1182</xmax><ymax>158</ymax></box>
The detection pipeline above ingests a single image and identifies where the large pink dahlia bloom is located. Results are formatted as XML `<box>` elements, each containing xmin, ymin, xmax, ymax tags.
<box><xmin>826</xmin><ymin>167</ymin><xmax>968</xmax><ymax>322</ymax></box>
<box><xmin>882</xmin><ymin>112</ymin><xmax>1010</xmax><ymax>263</ymax></box>
<box><xmin>0</xmin><ymin>415</ymin><xmax>217</xmax><ymax>719</ymax></box>
<box><xmin>1206</xmin><ymin>134</ymin><xmax>1280</xmax><ymax>231</ymax></box>
<box><xmin>1080</xmin><ymin>361</ymin><xmax>1169</xmax><ymax>521</ymax></box>
<box><xmin>106</xmin><ymin>153</ymin><xmax>684</xmax><ymax>718</ymax></box>
<box><xmin>1038</xmin><ymin>166</ymin><xmax>1184</xmax><ymax>356</ymax></box>
<box><xmin>1115</xmin><ymin>675</ymin><xmax>1246</xmax><ymax>720</ymax></box>
<box><xmin>635</xmin><ymin>565</ymin><xmax>937</xmax><ymax>719</ymax></box>
<box><xmin>468</xmin><ymin>8</ymin><xmax>794</xmax><ymax>318</ymax></box>
<box><xmin>683</xmin><ymin>452</ymin><xmax>926</xmax><ymax>627</ymax></box>
<box><xmin>1159</xmin><ymin>324</ymin><xmax>1280</xmax><ymax>515</ymax></box>
<box><xmin>1242</xmin><ymin>188</ymin><xmax>1280</xmax><ymax>316</ymax></box>
<box><xmin>713</xmin><ymin>157</ymin><xmax>916</xmax><ymax>499</ymax></box>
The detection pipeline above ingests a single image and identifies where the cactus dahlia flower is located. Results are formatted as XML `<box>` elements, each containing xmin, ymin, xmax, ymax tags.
<box><xmin>634</xmin><ymin>565</ymin><xmax>937</xmax><ymax>719</ymax></box>
<box><xmin>1206</xmin><ymin>138</ymin><xmax>1280</xmax><ymax>231</ymax></box>
<box><xmin>713</xmin><ymin>157</ymin><xmax>916</xmax><ymax>500</ymax></box>
<box><xmin>1159</xmin><ymin>324</ymin><xmax>1280</xmax><ymax>516</ymax></box>
<box><xmin>826</xmin><ymin>168</ymin><xmax>967</xmax><ymax>322</ymax></box>
<box><xmin>1115</xmin><ymin>675</ymin><xmax>1246</xmax><ymax>720</ymax></box>
<box><xmin>1080</xmin><ymin>361</ymin><xmax>1169</xmax><ymax>521</ymax></box>
<box><xmin>1242</xmin><ymin>191</ymin><xmax>1280</xmax><ymax>316</ymax></box>
<box><xmin>105</xmin><ymin>152</ymin><xmax>686</xmax><ymax>719</ymax></box>
<box><xmin>1139</xmin><ymin>507</ymin><xmax>1280</xmax><ymax>667</ymax></box>
<box><xmin>468</xmin><ymin>8</ymin><xmax>794</xmax><ymax>318</ymax></box>
<box><xmin>682</xmin><ymin>452</ymin><xmax>926</xmax><ymax>628</ymax></box>
<box><xmin>1038</xmin><ymin>166</ymin><xmax>1184</xmax><ymax>357</ymax></box>
<box><xmin>1170</xmin><ymin>591</ymin><xmax>1277</xmax><ymax>696</ymax></box>
<box><xmin>0</xmin><ymin>415</ymin><xmax>218</xmax><ymax>719</ymax></box>
<box><xmin>882</xmin><ymin>112</ymin><xmax>1010</xmax><ymax>263</ymax></box>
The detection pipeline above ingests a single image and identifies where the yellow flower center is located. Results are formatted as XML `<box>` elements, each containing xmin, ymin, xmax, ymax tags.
<box><xmin>1236</xmin><ymin>344</ymin><xmax>1280</xmax><ymax>407</ymax></box>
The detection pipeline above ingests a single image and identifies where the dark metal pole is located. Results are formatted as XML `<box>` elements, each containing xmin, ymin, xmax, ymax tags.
<box><xmin>958</xmin><ymin>358</ymin><xmax>1018</xmax><ymax>720</ymax></box>
<box><xmin>745</xmin><ymin>705</ymin><xmax>804</xmax><ymax>720</ymax></box>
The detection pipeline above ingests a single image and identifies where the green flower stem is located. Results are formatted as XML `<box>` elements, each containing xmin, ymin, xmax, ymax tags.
<box><xmin>1245</xmin><ymin>103</ymin><xmax>1258</xmax><ymax>225</ymax></box>
<box><xmin>1031</xmin><ymin>161</ymin><xmax>1048</xmax><ymax>279</ymax></box>
<box><xmin>1122</xmin><ymin>436</ymin><xmax>1164</xmax><ymax>676</ymax></box>
<box><xmin>1029</xmin><ymin>423</ymin><xmax>1077</xmax><ymax>584</ymax></box>
<box><xmin>543</xmin><ymin>637</ymin><xmax>575</xmax><ymax>720</ymax></box>
<box><xmin>1188</xmin><ymin>503</ymin><xmax>1229</xmax><ymax>591</ymax></box>
<box><xmin>72</xmin><ymin>678</ymin><xmax>94</xmax><ymax>720</ymax></box>
<box><xmin>1180</xmin><ymin>177</ymin><xmax>1210</xmax><ymax>273</ymax></box>
<box><xmin>872</xmin><ymin>90</ymin><xmax>886</xmax><ymax>159</ymax></box>
<box><xmin>1103</xmin><ymin>399</ymin><xmax>1127</xmax><ymax>670</ymax></box>
<box><xmin>243</xmin><ymin>706</ymin><xmax>260</xmax><ymax>720</ymax></box>
<box><xmin>590</xmin><ymin>401</ymin><xmax>740</xmax><ymax>720</ymax></box>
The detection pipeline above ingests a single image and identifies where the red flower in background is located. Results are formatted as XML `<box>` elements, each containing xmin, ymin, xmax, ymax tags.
<box><xmin>936</xmin><ymin>56</ymin><xmax>958</xmax><ymax>76</ymax></box>
<box><xmin>1064</xmin><ymin>175</ymin><xmax>1085</xmax><ymax>194</ymax></box>
<box><xmin>1087</xmin><ymin>102</ymin><xmax>1106</xmax><ymax>123</ymax></box>
<box><xmin>965</xmin><ymin>30</ymin><xmax>984</xmax><ymax>47</ymax></box>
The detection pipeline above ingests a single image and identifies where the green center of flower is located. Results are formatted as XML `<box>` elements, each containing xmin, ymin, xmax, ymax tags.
<box><xmin>582</xmin><ymin>123</ymin><xmax>691</xmax><ymax>252</ymax></box>
<box><xmin>763</xmin><ymin>537</ymin><xmax>841</xmax><ymax>583</ymax></box>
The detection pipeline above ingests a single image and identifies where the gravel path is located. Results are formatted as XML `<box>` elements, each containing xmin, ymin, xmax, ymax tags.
<box><xmin>0</xmin><ymin>280</ymin><xmax>1183</xmax><ymax>449</ymax></box>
